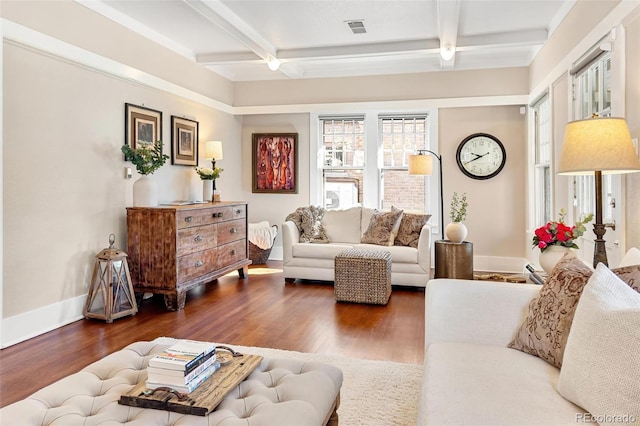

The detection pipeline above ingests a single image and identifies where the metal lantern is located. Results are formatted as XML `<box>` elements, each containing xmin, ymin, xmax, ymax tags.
<box><xmin>83</xmin><ymin>234</ymin><xmax>138</xmax><ymax>323</ymax></box>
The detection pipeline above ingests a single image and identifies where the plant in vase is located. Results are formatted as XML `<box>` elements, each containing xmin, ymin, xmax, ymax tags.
<box><xmin>446</xmin><ymin>192</ymin><xmax>468</xmax><ymax>243</ymax></box>
<box><xmin>532</xmin><ymin>209</ymin><xmax>593</xmax><ymax>274</ymax></box>
<box><xmin>121</xmin><ymin>141</ymin><xmax>169</xmax><ymax>207</ymax></box>
<box><xmin>195</xmin><ymin>166</ymin><xmax>223</xmax><ymax>202</ymax></box>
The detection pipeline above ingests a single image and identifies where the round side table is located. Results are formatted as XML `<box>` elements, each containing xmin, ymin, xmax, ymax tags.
<box><xmin>434</xmin><ymin>240</ymin><xmax>474</xmax><ymax>279</ymax></box>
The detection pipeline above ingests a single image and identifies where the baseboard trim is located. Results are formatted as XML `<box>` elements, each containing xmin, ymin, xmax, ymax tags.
<box><xmin>1</xmin><ymin>295</ymin><xmax>85</xmax><ymax>348</ymax></box>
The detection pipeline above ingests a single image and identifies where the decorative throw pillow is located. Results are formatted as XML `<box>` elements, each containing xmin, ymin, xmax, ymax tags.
<box><xmin>394</xmin><ymin>212</ymin><xmax>431</xmax><ymax>248</ymax></box>
<box><xmin>557</xmin><ymin>264</ymin><xmax>640</xmax><ymax>422</ymax></box>
<box><xmin>361</xmin><ymin>209</ymin><xmax>403</xmax><ymax>246</ymax></box>
<box><xmin>285</xmin><ymin>206</ymin><xmax>329</xmax><ymax>243</ymax></box>
<box><xmin>509</xmin><ymin>252</ymin><xmax>640</xmax><ymax>368</ymax></box>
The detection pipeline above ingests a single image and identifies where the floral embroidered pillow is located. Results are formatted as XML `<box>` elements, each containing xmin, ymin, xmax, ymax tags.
<box><xmin>361</xmin><ymin>209</ymin><xmax>403</xmax><ymax>246</ymax></box>
<box><xmin>394</xmin><ymin>213</ymin><xmax>431</xmax><ymax>248</ymax></box>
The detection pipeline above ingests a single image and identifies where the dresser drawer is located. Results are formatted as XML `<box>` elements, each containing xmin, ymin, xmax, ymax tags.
<box><xmin>176</xmin><ymin>207</ymin><xmax>233</xmax><ymax>229</ymax></box>
<box><xmin>177</xmin><ymin>225</ymin><xmax>217</xmax><ymax>256</ymax></box>
<box><xmin>177</xmin><ymin>248</ymin><xmax>217</xmax><ymax>283</ymax></box>
<box><xmin>217</xmin><ymin>240</ymin><xmax>247</xmax><ymax>269</ymax></box>
<box><xmin>217</xmin><ymin>219</ymin><xmax>247</xmax><ymax>245</ymax></box>
<box><xmin>230</xmin><ymin>205</ymin><xmax>246</xmax><ymax>219</ymax></box>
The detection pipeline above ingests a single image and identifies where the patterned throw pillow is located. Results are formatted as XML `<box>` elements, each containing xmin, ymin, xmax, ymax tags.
<box><xmin>508</xmin><ymin>252</ymin><xmax>640</xmax><ymax>368</ymax></box>
<box><xmin>361</xmin><ymin>209</ymin><xmax>403</xmax><ymax>246</ymax></box>
<box><xmin>394</xmin><ymin>213</ymin><xmax>431</xmax><ymax>248</ymax></box>
<box><xmin>285</xmin><ymin>206</ymin><xmax>329</xmax><ymax>243</ymax></box>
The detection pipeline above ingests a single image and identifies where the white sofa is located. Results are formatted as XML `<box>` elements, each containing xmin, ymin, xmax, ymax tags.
<box><xmin>282</xmin><ymin>206</ymin><xmax>431</xmax><ymax>287</ymax></box>
<box><xmin>419</xmin><ymin>260</ymin><xmax>640</xmax><ymax>425</ymax></box>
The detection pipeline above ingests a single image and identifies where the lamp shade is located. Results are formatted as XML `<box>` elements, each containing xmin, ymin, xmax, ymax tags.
<box><xmin>408</xmin><ymin>154</ymin><xmax>433</xmax><ymax>175</ymax></box>
<box><xmin>204</xmin><ymin>140</ymin><xmax>223</xmax><ymax>160</ymax></box>
<box><xmin>558</xmin><ymin>117</ymin><xmax>640</xmax><ymax>175</ymax></box>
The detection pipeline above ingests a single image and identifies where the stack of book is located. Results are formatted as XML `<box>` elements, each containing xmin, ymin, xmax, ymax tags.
<box><xmin>146</xmin><ymin>340</ymin><xmax>220</xmax><ymax>393</ymax></box>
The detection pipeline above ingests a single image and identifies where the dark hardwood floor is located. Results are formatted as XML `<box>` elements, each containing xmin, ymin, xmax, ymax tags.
<box><xmin>0</xmin><ymin>261</ymin><xmax>425</xmax><ymax>408</ymax></box>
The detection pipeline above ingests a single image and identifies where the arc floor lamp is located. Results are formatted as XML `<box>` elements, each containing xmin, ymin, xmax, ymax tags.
<box><xmin>408</xmin><ymin>150</ymin><xmax>444</xmax><ymax>240</ymax></box>
<box><xmin>557</xmin><ymin>116</ymin><xmax>640</xmax><ymax>267</ymax></box>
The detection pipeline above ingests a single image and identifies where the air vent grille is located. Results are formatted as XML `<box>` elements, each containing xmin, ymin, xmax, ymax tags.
<box><xmin>347</xmin><ymin>20</ymin><xmax>366</xmax><ymax>34</ymax></box>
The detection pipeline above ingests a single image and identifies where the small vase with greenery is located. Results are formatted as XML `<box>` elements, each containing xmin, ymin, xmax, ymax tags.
<box><xmin>195</xmin><ymin>166</ymin><xmax>223</xmax><ymax>180</ymax></box>
<box><xmin>121</xmin><ymin>141</ymin><xmax>169</xmax><ymax>175</ymax></box>
<box><xmin>446</xmin><ymin>192</ymin><xmax>469</xmax><ymax>243</ymax></box>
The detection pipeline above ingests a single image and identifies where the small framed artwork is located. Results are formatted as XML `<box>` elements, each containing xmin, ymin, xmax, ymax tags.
<box><xmin>252</xmin><ymin>133</ymin><xmax>298</xmax><ymax>193</ymax></box>
<box><xmin>171</xmin><ymin>116</ymin><xmax>199</xmax><ymax>166</ymax></box>
<box><xmin>124</xmin><ymin>103</ymin><xmax>162</xmax><ymax>150</ymax></box>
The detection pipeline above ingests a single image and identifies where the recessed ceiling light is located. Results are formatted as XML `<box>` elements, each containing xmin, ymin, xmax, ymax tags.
<box><xmin>347</xmin><ymin>20</ymin><xmax>366</xmax><ymax>34</ymax></box>
<box><xmin>267</xmin><ymin>57</ymin><xmax>281</xmax><ymax>71</ymax></box>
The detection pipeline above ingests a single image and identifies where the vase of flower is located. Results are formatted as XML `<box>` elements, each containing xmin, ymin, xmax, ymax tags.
<box><xmin>539</xmin><ymin>245</ymin><xmax>573</xmax><ymax>274</ymax></box>
<box><xmin>447</xmin><ymin>192</ymin><xmax>468</xmax><ymax>243</ymax></box>
<box><xmin>445</xmin><ymin>222</ymin><xmax>468</xmax><ymax>243</ymax></box>
<box><xmin>203</xmin><ymin>179</ymin><xmax>213</xmax><ymax>202</ymax></box>
<box><xmin>533</xmin><ymin>209</ymin><xmax>594</xmax><ymax>274</ymax></box>
<box><xmin>122</xmin><ymin>141</ymin><xmax>168</xmax><ymax>207</ymax></box>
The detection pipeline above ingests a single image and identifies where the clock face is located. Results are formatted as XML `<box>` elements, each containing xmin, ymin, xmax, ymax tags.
<box><xmin>456</xmin><ymin>133</ymin><xmax>506</xmax><ymax>180</ymax></box>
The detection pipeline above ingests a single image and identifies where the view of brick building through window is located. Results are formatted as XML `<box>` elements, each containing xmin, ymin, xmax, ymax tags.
<box><xmin>321</xmin><ymin>115</ymin><xmax>430</xmax><ymax>212</ymax></box>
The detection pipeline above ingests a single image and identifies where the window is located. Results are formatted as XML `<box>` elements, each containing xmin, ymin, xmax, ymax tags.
<box><xmin>316</xmin><ymin>112</ymin><xmax>435</xmax><ymax>215</ymax></box>
<box><xmin>320</xmin><ymin>116</ymin><xmax>365</xmax><ymax>210</ymax></box>
<box><xmin>532</xmin><ymin>95</ymin><xmax>551</xmax><ymax>226</ymax></box>
<box><xmin>379</xmin><ymin>115</ymin><xmax>429</xmax><ymax>211</ymax></box>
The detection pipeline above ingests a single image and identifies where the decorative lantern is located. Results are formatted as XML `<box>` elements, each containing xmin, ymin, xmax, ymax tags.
<box><xmin>83</xmin><ymin>234</ymin><xmax>138</xmax><ymax>323</ymax></box>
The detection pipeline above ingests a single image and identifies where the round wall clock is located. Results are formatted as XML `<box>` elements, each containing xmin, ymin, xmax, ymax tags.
<box><xmin>455</xmin><ymin>133</ymin><xmax>506</xmax><ymax>180</ymax></box>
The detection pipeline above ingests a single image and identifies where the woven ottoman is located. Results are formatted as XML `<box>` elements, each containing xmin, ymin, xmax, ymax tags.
<box><xmin>334</xmin><ymin>249</ymin><xmax>392</xmax><ymax>305</ymax></box>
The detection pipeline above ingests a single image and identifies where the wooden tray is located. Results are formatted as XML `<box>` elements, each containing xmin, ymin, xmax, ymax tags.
<box><xmin>119</xmin><ymin>352</ymin><xmax>263</xmax><ymax>416</ymax></box>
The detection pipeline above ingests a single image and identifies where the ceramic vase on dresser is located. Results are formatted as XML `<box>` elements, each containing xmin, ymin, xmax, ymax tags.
<box><xmin>203</xmin><ymin>179</ymin><xmax>213</xmax><ymax>202</ymax></box>
<box><xmin>539</xmin><ymin>245</ymin><xmax>572</xmax><ymax>274</ymax></box>
<box><xmin>445</xmin><ymin>222</ymin><xmax>468</xmax><ymax>243</ymax></box>
<box><xmin>133</xmin><ymin>175</ymin><xmax>158</xmax><ymax>207</ymax></box>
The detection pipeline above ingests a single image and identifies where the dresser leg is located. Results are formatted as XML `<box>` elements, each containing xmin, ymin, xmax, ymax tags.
<box><xmin>163</xmin><ymin>292</ymin><xmax>186</xmax><ymax>311</ymax></box>
<box><xmin>238</xmin><ymin>266</ymin><xmax>249</xmax><ymax>279</ymax></box>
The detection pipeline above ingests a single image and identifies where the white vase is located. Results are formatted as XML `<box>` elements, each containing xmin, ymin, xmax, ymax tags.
<box><xmin>202</xmin><ymin>179</ymin><xmax>213</xmax><ymax>202</ymax></box>
<box><xmin>539</xmin><ymin>245</ymin><xmax>572</xmax><ymax>275</ymax></box>
<box><xmin>445</xmin><ymin>222</ymin><xmax>467</xmax><ymax>243</ymax></box>
<box><xmin>133</xmin><ymin>175</ymin><xmax>158</xmax><ymax>207</ymax></box>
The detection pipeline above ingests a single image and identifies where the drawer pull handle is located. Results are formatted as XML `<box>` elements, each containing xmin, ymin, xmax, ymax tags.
<box><xmin>195</xmin><ymin>260</ymin><xmax>204</xmax><ymax>267</ymax></box>
<box><xmin>185</xmin><ymin>216</ymin><xmax>193</xmax><ymax>223</ymax></box>
<box><xmin>217</xmin><ymin>212</ymin><xmax>224</xmax><ymax>218</ymax></box>
<box><xmin>194</xmin><ymin>235</ymin><xmax>203</xmax><ymax>242</ymax></box>
<box><xmin>235</xmin><ymin>209</ymin><xmax>242</xmax><ymax>214</ymax></box>
<box><xmin>230</xmin><ymin>249</ymin><xmax>236</xmax><ymax>255</ymax></box>
<box><xmin>230</xmin><ymin>227</ymin><xmax>237</xmax><ymax>234</ymax></box>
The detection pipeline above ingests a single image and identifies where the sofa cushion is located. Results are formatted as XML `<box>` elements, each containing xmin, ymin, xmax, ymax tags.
<box><xmin>355</xmin><ymin>244</ymin><xmax>418</xmax><ymax>264</ymax></box>
<box><xmin>285</xmin><ymin>206</ymin><xmax>329</xmax><ymax>243</ymax></box>
<box><xmin>509</xmin><ymin>252</ymin><xmax>640</xmax><ymax>368</ymax></box>
<box><xmin>619</xmin><ymin>247</ymin><xmax>640</xmax><ymax>267</ymax></box>
<box><xmin>321</xmin><ymin>206</ymin><xmax>362</xmax><ymax>244</ymax></box>
<box><xmin>419</xmin><ymin>342</ymin><xmax>583</xmax><ymax>426</ymax></box>
<box><xmin>292</xmin><ymin>242</ymin><xmax>354</xmax><ymax>259</ymax></box>
<box><xmin>394</xmin><ymin>212</ymin><xmax>430</xmax><ymax>248</ymax></box>
<box><xmin>558</xmin><ymin>264</ymin><xmax>640</xmax><ymax>423</ymax></box>
<box><xmin>361</xmin><ymin>207</ymin><xmax>378</xmax><ymax>238</ymax></box>
<box><xmin>361</xmin><ymin>209</ymin><xmax>403</xmax><ymax>246</ymax></box>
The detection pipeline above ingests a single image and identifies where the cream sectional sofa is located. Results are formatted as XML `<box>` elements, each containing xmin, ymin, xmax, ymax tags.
<box><xmin>419</xmin><ymin>249</ymin><xmax>640</xmax><ymax>425</ymax></box>
<box><xmin>282</xmin><ymin>206</ymin><xmax>431</xmax><ymax>287</ymax></box>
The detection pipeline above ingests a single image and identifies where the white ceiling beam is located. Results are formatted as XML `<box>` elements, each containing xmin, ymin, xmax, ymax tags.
<box><xmin>457</xmin><ymin>29</ymin><xmax>548</xmax><ymax>51</ymax></box>
<box><xmin>437</xmin><ymin>0</ymin><xmax>460</xmax><ymax>69</ymax></box>
<box><xmin>183</xmin><ymin>0</ymin><xmax>299</xmax><ymax>78</ymax></box>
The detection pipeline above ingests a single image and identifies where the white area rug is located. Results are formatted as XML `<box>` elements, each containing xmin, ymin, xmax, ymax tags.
<box><xmin>155</xmin><ymin>338</ymin><xmax>422</xmax><ymax>425</ymax></box>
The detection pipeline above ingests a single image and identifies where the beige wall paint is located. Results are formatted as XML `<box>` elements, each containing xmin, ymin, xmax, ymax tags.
<box><xmin>234</xmin><ymin>68</ymin><xmax>529</xmax><ymax>106</ymax></box>
<box><xmin>625</xmin><ymin>11</ymin><xmax>640</xmax><ymax>249</ymax></box>
<box><xmin>1</xmin><ymin>0</ymin><xmax>234</xmax><ymax>106</ymax></box>
<box><xmin>439</xmin><ymin>106</ymin><xmax>527</xmax><ymax>259</ymax></box>
<box><xmin>240</xmin><ymin>114</ymin><xmax>310</xmax><ymax>249</ymax></box>
<box><xmin>3</xmin><ymin>42</ymin><xmax>242</xmax><ymax>318</ymax></box>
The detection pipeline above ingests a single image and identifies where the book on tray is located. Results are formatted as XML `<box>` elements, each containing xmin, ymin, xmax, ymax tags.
<box><xmin>147</xmin><ymin>354</ymin><xmax>218</xmax><ymax>385</ymax></box>
<box><xmin>148</xmin><ymin>340</ymin><xmax>216</xmax><ymax>372</ymax></box>
<box><xmin>146</xmin><ymin>361</ymin><xmax>222</xmax><ymax>394</ymax></box>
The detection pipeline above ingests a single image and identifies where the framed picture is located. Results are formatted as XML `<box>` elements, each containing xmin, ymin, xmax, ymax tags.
<box><xmin>252</xmin><ymin>133</ymin><xmax>298</xmax><ymax>193</ymax></box>
<box><xmin>171</xmin><ymin>116</ymin><xmax>199</xmax><ymax>166</ymax></box>
<box><xmin>124</xmin><ymin>103</ymin><xmax>162</xmax><ymax>150</ymax></box>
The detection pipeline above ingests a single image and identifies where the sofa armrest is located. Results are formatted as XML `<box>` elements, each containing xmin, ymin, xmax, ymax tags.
<box><xmin>425</xmin><ymin>279</ymin><xmax>541</xmax><ymax>348</ymax></box>
<box><xmin>282</xmin><ymin>221</ymin><xmax>299</xmax><ymax>264</ymax></box>
<box><xmin>417</xmin><ymin>224</ymin><xmax>431</xmax><ymax>272</ymax></box>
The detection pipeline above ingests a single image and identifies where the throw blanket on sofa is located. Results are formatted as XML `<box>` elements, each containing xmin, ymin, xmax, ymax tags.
<box><xmin>285</xmin><ymin>206</ymin><xmax>329</xmax><ymax>243</ymax></box>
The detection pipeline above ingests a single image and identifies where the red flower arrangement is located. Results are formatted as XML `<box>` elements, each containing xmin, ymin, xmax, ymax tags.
<box><xmin>532</xmin><ymin>209</ymin><xmax>593</xmax><ymax>252</ymax></box>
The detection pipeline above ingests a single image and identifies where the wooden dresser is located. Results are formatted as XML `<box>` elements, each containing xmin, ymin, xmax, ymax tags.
<box><xmin>126</xmin><ymin>202</ymin><xmax>251</xmax><ymax>310</ymax></box>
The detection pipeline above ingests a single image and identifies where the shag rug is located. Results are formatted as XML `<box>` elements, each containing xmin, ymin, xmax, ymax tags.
<box><xmin>155</xmin><ymin>338</ymin><xmax>422</xmax><ymax>426</ymax></box>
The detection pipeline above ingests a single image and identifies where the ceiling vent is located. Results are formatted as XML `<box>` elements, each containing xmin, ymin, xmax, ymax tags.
<box><xmin>347</xmin><ymin>20</ymin><xmax>366</xmax><ymax>34</ymax></box>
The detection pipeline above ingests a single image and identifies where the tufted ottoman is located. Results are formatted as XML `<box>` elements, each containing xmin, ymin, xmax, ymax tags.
<box><xmin>0</xmin><ymin>341</ymin><xmax>343</xmax><ymax>426</ymax></box>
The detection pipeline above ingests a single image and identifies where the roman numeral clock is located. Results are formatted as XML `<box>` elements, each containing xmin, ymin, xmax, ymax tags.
<box><xmin>456</xmin><ymin>133</ymin><xmax>506</xmax><ymax>180</ymax></box>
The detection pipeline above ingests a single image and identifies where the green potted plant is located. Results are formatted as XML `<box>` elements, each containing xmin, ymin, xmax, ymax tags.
<box><xmin>446</xmin><ymin>192</ymin><xmax>469</xmax><ymax>243</ymax></box>
<box><xmin>121</xmin><ymin>141</ymin><xmax>169</xmax><ymax>207</ymax></box>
